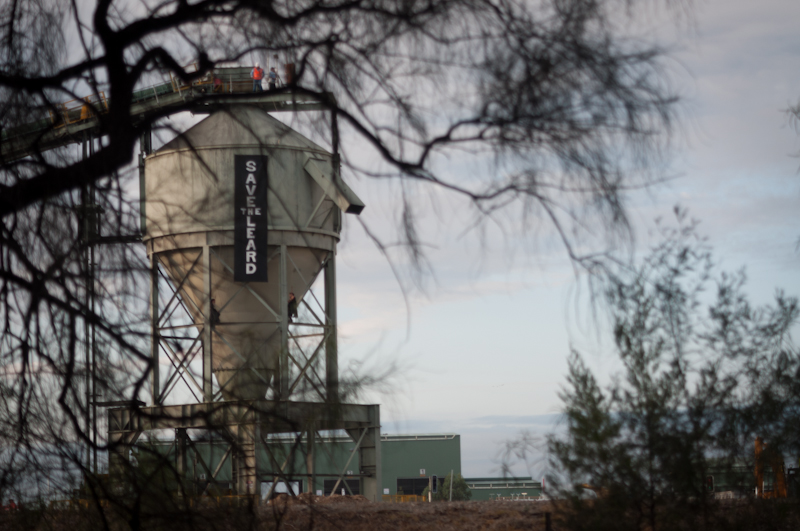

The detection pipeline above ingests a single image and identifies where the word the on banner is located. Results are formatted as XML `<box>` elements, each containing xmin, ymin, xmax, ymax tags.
<box><xmin>234</xmin><ymin>155</ymin><xmax>268</xmax><ymax>282</ymax></box>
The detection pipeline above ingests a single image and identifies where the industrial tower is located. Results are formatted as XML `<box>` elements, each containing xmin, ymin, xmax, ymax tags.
<box><xmin>107</xmin><ymin>102</ymin><xmax>380</xmax><ymax>501</ymax></box>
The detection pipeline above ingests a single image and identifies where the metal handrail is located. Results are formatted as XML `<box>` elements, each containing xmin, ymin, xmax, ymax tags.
<box><xmin>49</xmin><ymin>91</ymin><xmax>109</xmax><ymax>128</ymax></box>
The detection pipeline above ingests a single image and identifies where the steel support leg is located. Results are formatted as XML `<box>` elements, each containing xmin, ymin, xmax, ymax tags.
<box><xmin>150</xmin><ymin>254</ymin><xmax>160</xmax><ymax>405</ymax></box>
<box><xmin>231</xmin><ymin>423</ymin><xmax>258</xmax><ymax>496</ymax></box>
<box><xmin>306</xmin><ymin>426</ymin><xmax>316</xmax><ymax>494</ymax></box>
<box><xmin>176</xmin><ymin>428</ymin><xmax>189</xmax><ymax>494</ymax></box>
<box><xmin>254</xmin><ymin>423</ymin><xmax>261</xmax><ymax>502</ymax></box>
<box><xmin>279</xmin><ymin>244</ymin><xmax>289</xmax><ymax>399</ymax></box>
<box><xmin>202</xmin><ymin>245</ymin><xmax>213</xmax><ymax>402</ymax></box>
<box><xmin>324</xmin><ymin>252</ymin><xmax>338</xmax><ymax>402</ymax></box>
<box><xmin>361</xmin><ymin>405</ymin><xmax>381</xmax><ymax>502</ymax></box>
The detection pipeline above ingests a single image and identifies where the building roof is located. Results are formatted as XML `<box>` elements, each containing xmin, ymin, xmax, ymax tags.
<box><xmin>381</xmin><ymin>434</ymin><xmax>459</xmax><ymax>442</ymax></box>
<box><xmin>465</xmin><ymin>477</ymin><xmax>533</xmax><ymax>483</ymax></box>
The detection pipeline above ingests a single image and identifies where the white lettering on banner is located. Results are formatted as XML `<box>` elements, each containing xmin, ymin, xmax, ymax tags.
<box><xmin>245</xmin><ymin>163</ymin><xmax>257</xmax><ymax>275</ymax></box>
<box><xmin>235</xmin><ymin>157</ymin><xmax>267</xmax><ymax>280</ymax></box>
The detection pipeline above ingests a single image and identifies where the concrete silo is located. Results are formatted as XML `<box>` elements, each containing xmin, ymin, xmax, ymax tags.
<box><xmin>143</xmin><ymin>105</ymin><xmax>362</xmax><ymax>402</ymax></box>
<box><xmin>108</xmin><ymin>103</ymin><xmax>380</xmax><ymax>500</ymax></box>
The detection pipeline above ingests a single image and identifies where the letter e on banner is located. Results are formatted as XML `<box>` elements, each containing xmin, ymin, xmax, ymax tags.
<box><xmin>234</xmin><ymin>155</ymin><xmax>268</xmax><ymax>282</ymax></box>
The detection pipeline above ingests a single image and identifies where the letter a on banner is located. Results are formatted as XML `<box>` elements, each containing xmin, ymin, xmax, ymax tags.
<box><xmin>234</xmin><ymin>155</ymin><xmax>268</xmax><ymax>282</ymax></box>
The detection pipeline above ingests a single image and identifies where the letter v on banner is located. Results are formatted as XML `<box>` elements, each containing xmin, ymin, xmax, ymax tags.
<box><xmin>234</xmin><ymin>155</ymin><xmax>268</xmax><ymax>282</ymax></box>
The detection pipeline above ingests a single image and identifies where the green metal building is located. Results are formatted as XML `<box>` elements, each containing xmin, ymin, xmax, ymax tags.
<box><xmin>380</xmin><ymin>434</ymin><xmax>461</xmax><ymax>496</ymax></box>
<box><xmin>141</xmin><ymin>432</ymin><xmax>462</xmax><ymax>498</ymax></box>
<box><xmin>465</xmin><ymin>477</ymin><xmax>543</xmax><ymax>501</ymax></box>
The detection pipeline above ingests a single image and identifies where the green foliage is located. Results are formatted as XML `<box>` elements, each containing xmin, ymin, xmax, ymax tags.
<box><xmin>422</xmin><ymin>473</ymin><xmax>472</xmax><ymax>501</ymax></box>
<box><xmin>548</xmin><ymin>213</ymin><xmax>800</xmax><ymax>530</ymax></box>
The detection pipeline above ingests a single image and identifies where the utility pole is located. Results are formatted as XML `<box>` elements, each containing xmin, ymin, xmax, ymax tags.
<box><xmin>80</xmin><ymin>134</ymin><xmax>103</xmax><ymax>475</ymax></box>
<box><xmin>80</xmin><ymin>134</ymin><xmax>98</xmax><ymax>474</ymax></box>
<box><xmin>449</xmin><ymin>470</ymin><xmax>453</xmax><ymax>501</ymax></box>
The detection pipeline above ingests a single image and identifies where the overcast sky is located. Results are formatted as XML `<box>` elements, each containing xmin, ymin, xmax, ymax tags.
<box><xmin>146</xmin><ymin>0</ymin><xmax>800</xmax><ymax>479</ymax></box>
<box><xmin>324</xmin><ymin>0</ymin><xmax>800</xmax><ymax>477</ymax></box>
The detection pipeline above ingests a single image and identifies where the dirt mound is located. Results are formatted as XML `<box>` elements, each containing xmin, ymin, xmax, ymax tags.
<box><xmin>268</xmin><ymin>493</ymin><xmax>369</xmax><ymax>507</ymax></box>
<box><xmin>262</xmin><ymin>500</ymin><xmax>556</xmax><ymax>531</ymax></box>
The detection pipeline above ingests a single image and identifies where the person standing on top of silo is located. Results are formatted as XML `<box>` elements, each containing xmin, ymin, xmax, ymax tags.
<box><xmin>268</xmin><ymin>67</ymin><xmax>278</xmax><ymax>90</ymax></box>
<box><xmin>251</xmin><ymin>62</ymin><xmax>264</xmax><ymax>92</ymax></box>
<box><xmin>288</xmin><ymin>292</ymin><xmax>298</xmax><ymax>323</ymax></box>
<box><xmin>210</xmin><ymin>298</ymin><xmax>221</xmax><ymax>326</ymax></box>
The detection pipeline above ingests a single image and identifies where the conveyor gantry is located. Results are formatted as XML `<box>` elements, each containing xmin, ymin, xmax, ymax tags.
<box><xmin>0</xmin><ymin>67</ymin><xmax>331</xmax><ymax>161</ymax></box>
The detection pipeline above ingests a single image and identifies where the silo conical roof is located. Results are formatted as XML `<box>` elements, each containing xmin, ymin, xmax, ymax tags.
<box><xmin>159</xmin><ymin>105</ymin><xmax>327</xmax><ymax>154</ymax></box>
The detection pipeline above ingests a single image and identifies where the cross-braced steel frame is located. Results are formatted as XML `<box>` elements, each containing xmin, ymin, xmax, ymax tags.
<box><xmin>146</xmin><ymin>240</ymin><xmax>338</xmax><ymax>405</ymax></box>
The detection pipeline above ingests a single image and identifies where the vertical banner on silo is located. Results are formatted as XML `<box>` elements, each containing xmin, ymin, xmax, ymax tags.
<box><xmin>234</xmin><ymin>155</ymin><xmax>268</xmax><ymax>282</ymax></box>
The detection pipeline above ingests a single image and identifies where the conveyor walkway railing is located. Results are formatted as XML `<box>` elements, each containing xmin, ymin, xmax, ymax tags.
<box><xmin>1</xmin><ymin>66</ymin><xmax>329</xmax><ymax>161</ymax></box>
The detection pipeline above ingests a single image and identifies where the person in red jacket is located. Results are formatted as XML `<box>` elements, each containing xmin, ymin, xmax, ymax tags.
<box><xmin>251</xmin><ymin>63</ymin><xmax>264</xmax><ymax>92</ymax></box>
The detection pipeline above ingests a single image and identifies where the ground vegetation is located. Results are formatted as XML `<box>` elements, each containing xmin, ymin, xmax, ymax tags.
<box><xmin>545</xmin><ymin>211</ymin><xmax>800</xmax><ymax>531</ymax></box>
<box><xmin>2</xmin><ymin>497</ymin><xmax>800</xmax><ymax>531</ymax></box>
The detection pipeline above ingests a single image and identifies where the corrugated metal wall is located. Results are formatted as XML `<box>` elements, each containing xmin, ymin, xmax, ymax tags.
<box><xmin>380</xmin><ymin>434</ymin><xmax>461</xmax><ymax>495</ymax></box>
<box><xmin>142</xmin><ymin>433</ymin><xmax>462</xmax><ymax>497</ymax></box>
